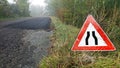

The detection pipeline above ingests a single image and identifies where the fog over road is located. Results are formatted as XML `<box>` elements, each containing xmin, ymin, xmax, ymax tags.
<box><xmin>0</xmin><ymin>17</ymin><xmax>52</xmax><ymax>68</ymax></box>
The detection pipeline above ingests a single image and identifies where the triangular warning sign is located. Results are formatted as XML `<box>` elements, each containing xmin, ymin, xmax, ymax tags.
<box><xmin>71</xmin><ymin>15</ymin><xmax>116</xmax><ymax>51</ymax></box>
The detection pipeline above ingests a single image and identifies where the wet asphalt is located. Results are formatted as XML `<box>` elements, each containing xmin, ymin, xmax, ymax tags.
<box><xmin>0</xmin><ymin>17</ymin><xmax>52</xmax><ymax>68</ymax></box>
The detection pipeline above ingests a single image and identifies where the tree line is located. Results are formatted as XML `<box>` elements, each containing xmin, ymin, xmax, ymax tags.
<box><xmin>0</xmin><ymin>0</ymin><xmax>29</xmax><ymax>18</ymax></box>
<box><xmin>46</xmin><ymin>0</ymin><xmax>120</xmax><ymax>27</ymax></box>
<box><xmin>46</xmin><ymin>0</ymin><xmax>120</xmax><ymax>51</ymax></box>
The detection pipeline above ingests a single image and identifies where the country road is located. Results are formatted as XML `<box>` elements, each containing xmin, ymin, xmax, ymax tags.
<box><xmin>0</xmin><ymin>17</ymin><xmax>52</xmax><ymax>68</ymax></box>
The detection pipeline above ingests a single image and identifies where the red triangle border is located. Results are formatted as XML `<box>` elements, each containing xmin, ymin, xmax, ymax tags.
<box><xmin>71</xmin><ymin>15</ymin><xmax>116</xmax><ymax>51</ymax></box>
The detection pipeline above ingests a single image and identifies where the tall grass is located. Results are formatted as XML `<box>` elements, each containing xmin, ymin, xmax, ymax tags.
<box><xmin>39</xmin><ymin>17</ymin><xmax>120</xmax><ymax>68</ymax></box>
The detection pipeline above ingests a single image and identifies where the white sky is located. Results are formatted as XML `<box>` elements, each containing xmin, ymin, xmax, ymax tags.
<box><xmin>7</xmin><ymin>0</ymin><xmax>15</xmax><ymax>3</ymax></box>
<box><xmin>29</xmin><ymin>0</ymin><xmax>47</xmax><ymax>7</ymax></box>
<box><xmin>7</xmin><ymin>0</ymin><xmax>47</xmax><ymax>7</ymax></box>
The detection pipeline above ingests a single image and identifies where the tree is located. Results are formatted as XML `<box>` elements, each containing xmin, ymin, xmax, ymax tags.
<box><xmin>14</xmin><ymin>0</ymin><xmax>30</xmax><ymax>16</ymax></box>
<box><xmin>0</xmin><ymin>0</ymin><xmax>10</xmax><ymax>17</ymax></box>
<box><xmin>9</xmin><ymin>4</ymin><xmax>20</xmax><ymax>17</ymax></box>
<box><xmin>0</xmin><ymin>0</ymin><xmax>30</xmax><ymax>18</ymax></box>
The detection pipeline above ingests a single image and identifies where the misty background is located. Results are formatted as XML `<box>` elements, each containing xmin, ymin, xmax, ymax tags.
<box><xmin>7</xmin><ymin>0</ymin><xmax>47</xmax><ymax>17</ymax></box>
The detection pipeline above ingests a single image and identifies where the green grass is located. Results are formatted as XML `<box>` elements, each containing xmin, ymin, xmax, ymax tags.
<box><xmin>39</xmin><ymin>17</ymin><xmax>120</xmax><ymax>68</ymax></box>
<box><xmin>0</xmin><ymin>17</ymin><xmax>19</xmax><ymax>22</ymax></box>
<box><xmin>0</xmin><ymin>17</ymin><xmax>30</xmax><ymax>22</ymax></box>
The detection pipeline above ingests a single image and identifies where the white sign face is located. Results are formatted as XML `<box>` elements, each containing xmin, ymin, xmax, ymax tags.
<box><xmin>79</xmin><ymin>23</ymin><xmax>107</xmax><ymax>46</ymax></box>
<box><xmin>72</xmin><ymin>15</ymin><xmax>115</xmax><ymax>51</ymax></box>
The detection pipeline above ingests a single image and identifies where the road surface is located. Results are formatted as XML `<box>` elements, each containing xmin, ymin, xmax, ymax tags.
<box><xmin>0</xmin><ymin>17</ymin><xmax>52</xmax><ymax>68</ymax></box>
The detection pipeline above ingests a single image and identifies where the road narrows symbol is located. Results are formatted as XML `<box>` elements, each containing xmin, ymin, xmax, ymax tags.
<box><xmin>85</xmin><ymin>31</ymin><xmax>98</xmax><ymax>45</ymax></box>
<box><xmin>71</xmin><ymin>15</ymin><xmax>116</xmax><ymax>51</ymax></box>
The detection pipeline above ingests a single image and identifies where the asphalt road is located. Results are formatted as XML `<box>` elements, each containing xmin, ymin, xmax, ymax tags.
<box><xmin>0</xmin><ymin>17</ymin><xmax>52</xmax><ymax>68</ymax></box>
